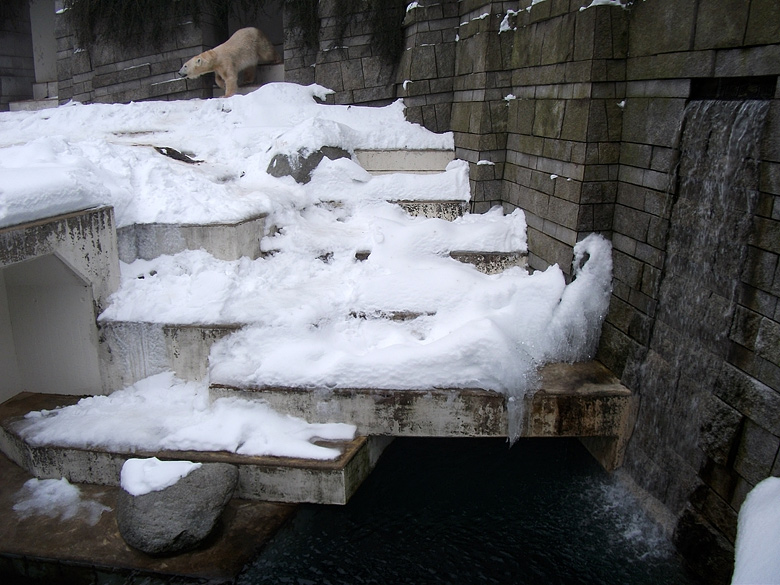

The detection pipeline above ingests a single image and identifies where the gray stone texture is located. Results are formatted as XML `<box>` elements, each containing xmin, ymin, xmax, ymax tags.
<box><xmin>116</xmin><ymin>462</ymin><xmax>238</xmax><ymax>556</ymax></box>
<box><xmin>266</xmin><ymin>146</ymin><xmax>350</xmax><ymax>184</ymax></box>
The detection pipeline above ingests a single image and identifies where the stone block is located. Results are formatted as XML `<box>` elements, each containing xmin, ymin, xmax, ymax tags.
<box><xmin>340</xmin><ymin>59</ymin><xmax>365</xmax><ymax>91</ymax></box>
<box><xmin>690</xmin><ymin>484</ymin><xmax>739</xmax><ymax>544</ymax></box>
<box><xmin>715</xmin><ymin>364</ymin><xmax>780</xmax><ymax>436</ymax></box>
<box><xmin>628</xmin><ymin>0</ymin><xmax>697</xmax><ymax>57</ymax></box>
<box><xmin>627</xmin><ymin>51</ymin><xmax>716</xmax><ymax>81</ymax></box>
<box><xmin>738</xmin><ymin>284</ymin><xmax>779</xmax><ymax>322</ymax></box>
<box><xmin>714</xmin><ymin>45</ymin><xmax>780</xmax><ymax>78</ymax></box>
<box><xmin>700</xmin><ymin>394</ymin><xmax>744</xmax><ymax>466</ymax></box>
<box><xmin>733</xmin><ymin>419</ymin><xmax>780</xmax><ymax>486</ymax></box>
<box><xmin>621</xmin><ymin>97</ymin><xmax>686</xmax><ymax>147</ymax></box>
<box><xmin>761</xmin><ymin>161</ymin><xmax>780</xmax><ymax>196</ymax></box>
<box><xmin>315</xmin><ymin>60</ymin><xmax>343</xmax><ymax>92</ymax></box>
<box><xmin>674</xmin><ymin>506</ymin><xmax>735</xmax><ymax>585</ymax></box>
<box><xmin>750</xmin><ymin>217</ymin><xmax>780</xmax><ymax>255</ymax></box>
<box><xmin>756</xmin><ymin>317</ymin><xmax>780</xmax><ymax>367</ymax></box>
<box><xmin>694</xmin><ymin>0</ymin><xmax>750</xmax><ymax>50</ymax></box>
<box><xmin>612</xmin><ymin>249</ymin><xmax>643</xmax><ymax>289</ymax></box>
<box><xmin>411</xmin><ymin>44</ymin><xmax>438</xmax><ymax>80</ymax></box>
<box><xmin>533</xmin><ymin>99</ymin><xmax>566</xmax><ymax>139</ymax></box>
<box><xmin>745</xmin><ymin>0</ymin><xmax>780</xmax><ymax>45</ymax></box>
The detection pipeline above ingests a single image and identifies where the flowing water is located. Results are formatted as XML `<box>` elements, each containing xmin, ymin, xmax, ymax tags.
<box><xmin>239</xmin><ymin>438</ymin><xmax>705</xmax><ymax>585</ymax></box>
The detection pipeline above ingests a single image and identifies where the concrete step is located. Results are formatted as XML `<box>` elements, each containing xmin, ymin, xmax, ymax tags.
<box><xmin>449</xmin><ymin>250</ymin><xmax>528</xmax><ymax>273</ymax></box>
<box><xmin>209</xmin><ymin>361</ymin><xmax>638</xmax><ymax>471</ymax></box>
<box><xmin>394</xmin><ymin>199</ymin><xmax>468</xmax><ymax>220</ymax></box>
<box><xmin>116</xmin><ymin>214</ymin><xmax>268</xmax><ymax>263</ymax></box>
<box><xmin>0</xmin><ymin>392</ymin><xmax>391</xmax><ymax>505</ymax></box>
<box><xmin>354</xmin><ymin>149</ymin><xmax>455</xmax><ymax>175</ymax></box>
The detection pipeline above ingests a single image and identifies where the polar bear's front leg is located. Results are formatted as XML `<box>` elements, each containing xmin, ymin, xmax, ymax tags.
<box><xmin>214</xmin><ymin>73</ymin><xmax>225</xmax><ymax>89</ymax></box>
<box><xmin>223</xmin><ymin>72</ymin><xmax>239</xmax><ymax>98</ymax></box>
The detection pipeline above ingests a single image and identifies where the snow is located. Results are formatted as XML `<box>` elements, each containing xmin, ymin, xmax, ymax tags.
<box><xmin>579</xmin><ymin>0</ymin><xmax>625</xmax><ymax>10</ymax></box>
<box><xmin>0</xmin><ymin>83</ymin><xmax>452</xmax><ymax>229</ymax></box>
<box><xmin>731</xmin><ymin>476</ymin><xmax>780</xmax><ymax>585</ymax></box>
<box><xmin>2</xmin><ymin>81</ymin><xmax>614</xmax><ymax>458</ymax></box>
<box><xmin>13</xmin><ymin>477</ymin><xmax>110</xmax><ymax>526</ymax></box>
<box><xmin>17</xmin><ymin>372</ymin><xmax>356</xmax><ymax>460</ymax></box>
<box><xmin>121</xmin><ymin>458</ymin><xmax>201</xmax><ymax>496</ymax></box>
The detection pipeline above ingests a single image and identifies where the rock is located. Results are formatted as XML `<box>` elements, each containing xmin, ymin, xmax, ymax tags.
<box><xmin>116</xmin><ymin>462</ymin><xmax>238</xmax><ymax>556</ymax></box>
<box><xmin>266</xmin><ymin>146</ymin><xmax>350</xmax><ymax>183</ymax></box>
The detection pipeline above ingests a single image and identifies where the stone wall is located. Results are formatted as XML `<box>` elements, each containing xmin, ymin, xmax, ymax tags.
<box><xmin>284</xmin><ymin>1</ymin><xmax>780</xmax><ymax>581</ymax></box>
<box><xmin>284</xmin><ymin>0</ymin><xmax>400</xmax><ymax>106</ymax></box>
<box><xmin>0</xmin><ymin>0</ymin><xmax>35</xmax><ymax>110</ymax></box>
<box><xmin>595</xmin><ymin>1</ymin><xmax>780</xmax><ymax>581</ymax></box>
<box><xmin>55</xmin><ymin>7</ymin><xmax>223</xmax><ymax>104</ymax></box>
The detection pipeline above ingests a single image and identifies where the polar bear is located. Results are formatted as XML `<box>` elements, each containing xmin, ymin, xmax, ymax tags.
<box><xmin>178</xmin><ymin>27</ymin><xmax>281</xmax><ymax>97</ymax></box>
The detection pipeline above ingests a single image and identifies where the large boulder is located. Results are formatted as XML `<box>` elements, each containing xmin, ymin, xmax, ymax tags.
<box><xmin>266</xmin><ymin>146</ymin><xmax>350</xmax><ymax>183</ymax></box>
<box><xmin>116</xmin><ymin>462</ymin><xmax>239</xmax><ymax>556</ymax></box>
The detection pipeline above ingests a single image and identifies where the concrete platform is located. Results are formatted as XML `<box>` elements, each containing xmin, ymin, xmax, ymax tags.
<box><xmin>0</xmin><ymin>451</ymin><xmax>295</xmax><ymax>584</ymax></box>
<box><xmin>0</xmin><ymin>393</ymin><xmax>391</xmax><ymax>506</ymax></box>
<box><xmin>354</xmin><ymin>149</ymin><xmax>454</xmax><ymax>175</ymax></box>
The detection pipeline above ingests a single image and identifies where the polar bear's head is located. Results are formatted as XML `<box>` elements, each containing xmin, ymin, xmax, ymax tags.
<box><xmin>178</xmin><ymin>52</ymin><xmax>214</xmax><ymax>79</ymax></box>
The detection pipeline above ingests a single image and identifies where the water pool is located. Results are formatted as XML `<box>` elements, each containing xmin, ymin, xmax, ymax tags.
<box><xmin>239</xmin><ymin>437</ymin><xmax>705</xmax><ymax>585</ymax></box>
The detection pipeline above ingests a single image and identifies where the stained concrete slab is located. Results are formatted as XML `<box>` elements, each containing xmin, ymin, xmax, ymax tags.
<box><xmin>354</xmin><ymin>149</ymin><xmax>455</xmax><ymax>174</ymax></box>
<box><xmin>393</xmin><ymin>199</ymin><xmax>469</xmax><ymax>220</ymax></box>
<box><xmin>0</xmin><ymin>451</ymin><xmax>296</xmax><ymax>584</ymax></box>
<box><xmin>0</xmin><ymin>393</ymin><xmax>391</xmax><ymax>506</ymax></box>
<box><xmin>210</xmin><ymin>361</ymin><xmax>638</xmax><ymax>471</ymax></box>
<box><xmin>449</xmin><ymin>250</ymin><xmax>528</xmax><ymax>273</ymax></box>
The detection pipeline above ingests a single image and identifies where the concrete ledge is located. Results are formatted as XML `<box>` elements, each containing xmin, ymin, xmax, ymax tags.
<box><xmin>211</xmin><ymin>361</ymin><xmax>638</xmax><ymax>471</ymax></box>
<box><xmin>449</xmin><ymin>251</ymin><xmax>528</xmax><ymax>274</ymax></box>
<box><xmin>393</xmin><ymin>199</ymin><xmax>468</xmax><ymax>220</ymax></box>
<box><xmin>210</xmin><ymin>385</ymin><xmax>508</xmax><ymax>437</ymax></box>
<box><xmin>117</xmin><ymin>214</ymin><xmax>267</xmax><ymax>263</ymax></box>
<box><xmin>0</xmin><ymin>207</ymin><xmax>119</xmax><ymax>312</ymax></box>
<box><xmin>0</xmin><ymin>393</ymin><xmax>389</xmax><ymax>506</ymax></box>
<box><xmin>355</xmin><ymin>149</ymin><xmax>455</xmax><ymax>174</ymax></box>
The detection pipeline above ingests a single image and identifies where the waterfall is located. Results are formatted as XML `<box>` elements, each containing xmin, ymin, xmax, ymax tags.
<box><xmin>628</xmin><ymin>99</ymin><xmax>770</xmax><ymax>518</ymax></box>
<box><xmin>660</xmin><ymin>100</ymin><xmax>769</xmax><ymax>355</ymax></box>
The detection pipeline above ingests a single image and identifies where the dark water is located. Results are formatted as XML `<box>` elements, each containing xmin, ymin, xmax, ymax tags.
<box><xmin>238</xmin><ymin>438</ymin><xmax>705</xmax><ymax>585</ymax></box>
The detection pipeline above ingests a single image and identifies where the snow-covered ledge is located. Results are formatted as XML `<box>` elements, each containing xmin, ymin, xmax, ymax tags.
<box><xmin>0</xmin><ymin>207</ymin><xmax>120</xmax><ymax>402</ymax></box>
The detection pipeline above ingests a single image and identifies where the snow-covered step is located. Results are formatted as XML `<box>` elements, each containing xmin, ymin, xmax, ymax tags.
<box><xmin>354</xmin><ymin>149</ymin><xmax>455</xmax><ymax>175</ymax></box>
<box><xmin>0</xmin><ymin>392</ymin><xmax>391</xmax><ymax>505</ymax></box>
<box><xmin>209</xmin><ymin>361</ymin><xmax>637</xmax><ymax>470</ymax></box>
<box><xmin>117</xmin><ymin>214</ymin><xmax>268</xmax><ymax>263</ymax></box>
